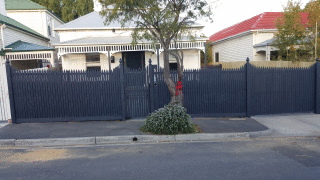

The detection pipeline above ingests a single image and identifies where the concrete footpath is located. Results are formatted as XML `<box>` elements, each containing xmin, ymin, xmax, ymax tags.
<box><xmin>0</xmin><ymin>113</ymin><xmax>319</xmax><ymax>147</ymax></box>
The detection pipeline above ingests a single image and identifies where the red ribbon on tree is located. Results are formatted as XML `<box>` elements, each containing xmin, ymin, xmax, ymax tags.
<box><xmin>175</xmin><ymin>81</ymin><xmax>183</xmax><ymax>96</ymax></box>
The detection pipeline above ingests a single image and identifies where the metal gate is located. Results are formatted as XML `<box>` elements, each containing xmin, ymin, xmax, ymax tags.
<box><xmin>124</xmin><ymin>67</ymin><xmax>150</xmax><ymax>118</ymax></box>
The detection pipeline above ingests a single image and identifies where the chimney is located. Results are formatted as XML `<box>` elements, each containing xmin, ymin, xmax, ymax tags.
<box><xmin>93</xmin><ymin>0</ymin><xmax>113</xmax><ymax>12</ymax></box>
<box><xmin>93</xmin><ymin>0</ymin><xmax>102</xmax><ymax>12</ymax></box>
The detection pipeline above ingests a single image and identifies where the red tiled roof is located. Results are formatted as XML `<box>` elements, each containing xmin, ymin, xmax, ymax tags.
<box><xmin>209</xmin><ymin>12</ymin><xmax>309</xmax><ymax>42</ymax></box>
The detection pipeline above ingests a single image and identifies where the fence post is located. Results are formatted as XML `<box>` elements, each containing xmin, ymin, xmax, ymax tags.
<box><xmin>315</xmin><ymin>58</ymin><xmax>320</xmax><ymax>114</ymax></box>
<box><xmin>148</xmin><ymin>59</ymin><xmax>155</xmax><ymax>113</ymax></box>
<box><xmin>119</xmin><ymin>58</ymin><xmax>126</xmax><ymax>121</ymax></box>
<box><xmin>246</xmin><ymin>57</ymin><xmax>251</xmax><ymax>118</ymax></box>
<box><xmin>5</xmin><ymin>59</ymin><xmax>16</xmax><ymax>123</ymax></box>
<box><xmin>204</xmin><ymin>42</ymin><xmax>207</xmax><ymax>69</ymax></box>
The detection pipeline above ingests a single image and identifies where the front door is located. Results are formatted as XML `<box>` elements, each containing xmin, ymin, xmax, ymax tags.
<box><xmin>122</xmin><ymin>51</ymin><xmax>145</xmax><ymax>69</ymax></box>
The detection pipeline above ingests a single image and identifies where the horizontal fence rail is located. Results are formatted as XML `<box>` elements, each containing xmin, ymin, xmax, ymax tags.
<box><xmin>5</xmin><ymin>60</ymin><xmax>320</xmax><ymax>123</ymax></box>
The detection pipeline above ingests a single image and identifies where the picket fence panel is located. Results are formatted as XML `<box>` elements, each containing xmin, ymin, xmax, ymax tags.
<box><xmin>5</xmin><ymin>60</ymin><xmax>320</xmax><ymax>123</ymax></box>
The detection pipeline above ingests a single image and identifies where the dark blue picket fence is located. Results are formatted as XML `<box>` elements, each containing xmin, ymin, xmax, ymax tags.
<box><xmin>249</xmin><ymin>64</ymin><xmax>316</xmax><ymax>115</ymax></box>
<box><xmin>8</xmin><ymin>69</ymin><xmax>123</xmax><ymax>123</ymax></box>
<box><xmin>152</xmin><ymin>67</ymin><xmax>247</xmax><ymax>117</ymax></box>
<box><xmin>5</xmin><ymin>60</ymin><xmax>320</xmax><ymax>123</ymax></box>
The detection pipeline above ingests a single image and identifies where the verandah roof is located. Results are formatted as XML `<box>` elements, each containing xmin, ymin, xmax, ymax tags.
<box><xmin>4</xmin><ymin>41</ymin><xmax>54</xmax><ymax>62</ymax></box>
<box><xmin>6</xmin><ymin>40</ymin><xmax>54</xmax><ymax>52</ymax></box>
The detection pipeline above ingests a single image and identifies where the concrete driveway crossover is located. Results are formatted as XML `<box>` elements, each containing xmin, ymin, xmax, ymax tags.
<box><xmin>253</xmin><ymin>113</ymin><xmax>320</xmax><ymax>137</ymax></box>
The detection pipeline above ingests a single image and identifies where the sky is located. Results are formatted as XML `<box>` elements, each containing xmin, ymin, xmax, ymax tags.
<box><xmin>202</xmin><ymin>0</ymin><xmax>311</xmax><ymax>37</ymax></box>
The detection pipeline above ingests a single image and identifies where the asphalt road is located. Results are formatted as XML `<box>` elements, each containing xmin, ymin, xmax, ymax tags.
<box><xmin>1</xmin><ymin>138</ymin><xmax>320</xmax><ymax>180</ymax></box>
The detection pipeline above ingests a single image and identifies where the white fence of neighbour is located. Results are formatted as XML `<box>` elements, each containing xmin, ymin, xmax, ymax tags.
<box><xmin>0</xmin><ymin>58</ymin><xmax>10</xmax><ymax>123</ymax></box>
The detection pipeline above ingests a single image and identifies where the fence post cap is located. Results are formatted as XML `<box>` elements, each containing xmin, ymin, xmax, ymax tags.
<box><xmin>246</xmin><ymin>57</ymin><xmax>250</xmax><ymax>62</ymax></box>
<box><xmin>316</xmin><ymin>58</ymin><xmax>319</xmax><ymax>62</ymax></box>
<box><xmin>149</xmin><ymin>59</ymin><xmax>152</xmax><ymax>64</ymax></box>
<box><xmin>119</xmin><ymin>58</ymin><xmax>123</xmax><ymax>64</ymax></box>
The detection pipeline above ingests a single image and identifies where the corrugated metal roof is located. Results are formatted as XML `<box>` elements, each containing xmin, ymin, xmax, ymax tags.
<box><xmin>56</xmin><ymin>11</ymin><xmax>136</xmax><ymax>30</ymax></box>
<box><xmin>254</xmin><ymin>38</ymin><xmax>275</xmax><ymax>47</ymax></box>
<box><xmin>56</xmin><ymin>37</ymin><xmax>136</xmax><ymax>45</ymax></box>
<box><xmin>209</xmin><ymin>12</ymin><xmax>309</xmax><ymax>42</ymax></box>
<box><xmin>5</xmin><ymin>0</ymin><xmax>46</xmax><ymax>10</ymax></box>
<box><xmin>0</xmin><ymin>14</ymin><xmax>49</xmax><ymax>40</ymax></box>
<box><xmin>6</xmin><ymin>40</ymin><xmax>54</xmax><ymax>51</ymax></box>
<box><xmin>56</xmin><ymin>11</ymin><xmax>204</xmax><ymax>30</ymax></box>
<box><xmin>6</xmin><ymin>0</ymin><xmax>63</xmax><ymax>23</ymax></box>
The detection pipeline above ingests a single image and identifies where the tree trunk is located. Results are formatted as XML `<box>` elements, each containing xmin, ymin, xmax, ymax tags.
<box><xmin>163</xmin><ymin>46</ymin><xmax>184</xmax><ymax>106</ymax></box>
<box><xmin>174</xmin><ymin>50</ymin><xmax>184</xmax><ymax>105</ymax></box>
<box><xmin>170</xmin><ymin>93</ymin><xmax>183</xmax><ymax>104</ymax></box>
<box><xmin>163</xmin><ymin>49</ymin><xmax>175</xmax><ymax>94</ymax></box>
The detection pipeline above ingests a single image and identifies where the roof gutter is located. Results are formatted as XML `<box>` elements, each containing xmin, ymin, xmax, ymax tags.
<box><xmin>211</xmin><ymin>30</ymin><xmax>252</xmax><ymax>45</ymax></box>
<box><xmin>55</xmin><ymin>25</ymin><xmax>205</xmax><ymax>31</ymax></box>
<box><xmin>5</xmin><ymin>49</ymin><xmax>55</xmax><ymax>53</ymax></box>
<box><xmin>252</xmin><ymin>29</ymin><xmax>278</xmax><ymax>32</ymax></box>
<box><xmin>53</xmin><ymin>39</ymin><xmax>207</xmax><ymax>46</ymax></box>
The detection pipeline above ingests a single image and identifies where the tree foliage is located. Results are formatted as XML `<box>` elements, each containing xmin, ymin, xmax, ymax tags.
<box><xmin>305</xmin><ymin>0</ymin><xmax>320</xmax><ymax>59</ymax></box>
<box><xmin>274</xmin><ymin>0</ymin><xmax>320</xmax><ymax>61</ymax></box>
<box><xmin>98</xmin><ymin>0</ymin><xmax>214</xmax><ymax>104</ymax></box>
<box><xmin>201</xmin><ymin>41</ymin><xmax>213</xmax><ymax>66</ymax></box>
<box><xmin>274</xmin><ymin>0</ymin><xmax>307</xmax><ymax>61</ymax></box>
<box><xmin>30</xmin><ymin>0</ymin><xmax>94</xmax><ymax>22</ymax></box>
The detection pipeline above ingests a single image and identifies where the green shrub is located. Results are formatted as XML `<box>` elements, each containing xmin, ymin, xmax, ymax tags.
<box><xmin>141</xmin><ymin>104</ymin><xmax>196</xmax><ymax>135</ymax></box>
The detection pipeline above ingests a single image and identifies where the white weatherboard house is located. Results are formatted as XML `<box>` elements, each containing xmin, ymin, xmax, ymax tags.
<box><xmin>54</xmin><ymin>0</ymin><xmax>207</xmax><ymax>71</ymax></box>
<box><xmin>5</xmin><ymin>0</ymin><xmax>64</xmax><ymax>44</ymax></box>
<box><xmin>0</xmin><ymin>0</ymin><xmax>59</xmax><ymax>121</ymax></box>
<box><xmin>0</xmin><ymin>13</ymin><xmax>55</xmax><ymax>69</ymax></box>
<box><xmin>0</xmin><ymin>0</ymin><xmax>9</xmax><ymax>122</ymax></box>
<box><xmin>209</xmin><ymin>12</ymin><xmax>309</xmax><ymax>62</ymax></box>
<box><xmin>0</xmin><ymin>0</ymin><xmax>62</xmax><ymax>69</ymax></box>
